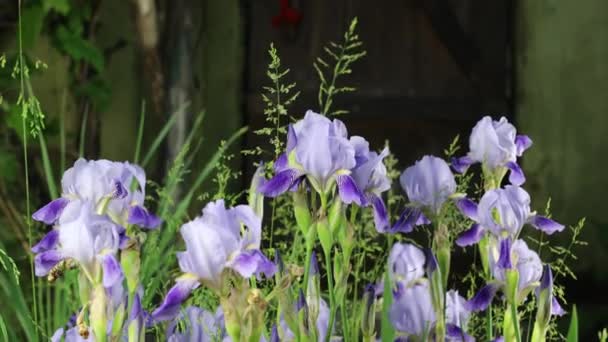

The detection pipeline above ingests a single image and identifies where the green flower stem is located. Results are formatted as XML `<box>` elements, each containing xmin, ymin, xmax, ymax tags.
<box><xmin>90</xmin><ymin>283</ymin><xmax>108</xmax><ymax>342</ymax></box>
<box><xmin>324</xmin><ymin>248</ymin><xmax>336</xmax><ymax>342</ymax></box>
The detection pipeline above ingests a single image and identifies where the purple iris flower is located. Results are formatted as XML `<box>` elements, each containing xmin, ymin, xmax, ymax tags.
<box><xmin>32</xmin><ymin>200</ymin><xmax>124</xmax><ymax>288</ymax></box>
<box><xmin>455</xmin><ymin>185</ymin><xmax>564</xmax><ymax>247</ymax></box>
<box><xmin>451</xmin><ymin>116</ymin><xmax>532</xmax><ymax>186</ymax></box>
<box><xmin>259</xmin><ymin>110</ymin><xmax>365</xmax><ymax>205</ymax></box>
<box><xmin>492</xmin><ymin>239</ymin><xmax>542</xmax><ymax>294</ymax></box>
<box><xmin>388</xmin><ymin>243</ymin><xmax>426</xmax><ymax>286</ymax></box>
<box><xmin>466</xmin><ymin>239</ymin><xmax>542</xmax><ymax>312</ymax></box>
<box><xmin>389</xmin><ymin>280</ymin><xmax>436</xmax><ymax>337</ymax></box>
<box><xmin>167</xmin><ymin>306</ymin><xmax>228</xmax><ymax>342</ymax></box>
<box><xmin>392</xmin><ymin>155</ymin><xmax>455</xmax><ymax>233</ymax></box>
<box><xmin>152</xmin><ymin>200</ymin><xmax>275</xmax><ymax>321</ymax></box>
<box><xmin>32</xmin><ymin>158</ymin><xmax>160</xmax><ymax>229</ymax></box>
<box><xmin>349</xmin><ymin>137</ymin><xmax>391</xmax><ymax>232</ymax></box>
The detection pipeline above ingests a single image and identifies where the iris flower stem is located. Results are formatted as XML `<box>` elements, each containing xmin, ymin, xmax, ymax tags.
<box><xmin>324</xmin><ymin>248</ymin><xmax>336</xmax><ymax>342</ymax></box>
<box><xmin>303</xmin><ymin>242</ymin><xmax>313</xmax><ymax>294</ymax></box>
<box><xmin>487</xmin><ymin>307</ymin><xmax>494</xmax><ymax>340</ymax></box>
<box><xmin>340</xmin><ymin>301</ymin><xmax>349</xmax><ymax>340</ymax></box>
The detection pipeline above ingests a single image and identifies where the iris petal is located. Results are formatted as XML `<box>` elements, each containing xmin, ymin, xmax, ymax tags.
<box><xmin>506</xmin><ymin>161</ymin><xmax>526</xmax><ymax>186</ymax></box>
<box><xmin>152</xmin><ymin>276</ymin><xmax>200</xmax><ymax>322</ymax></box>
<box><xmin>456</xmin><ymin>224</ymin><xmax>484</xmax><ymax>247</ymax></box>
<box><xmin>336</xmin><ymin>173</ymin><xmax>365</xmax><ymax>205</ymax></box>
<box><xmin>258</xmin><ymin>168</ymin><xmax>302</xmax><ymax>197</ymax></box>
<box><xmin>128</xmin><ymin>205</ymin><xmax>162</xmax><ymax>229</ymax></box>
<box><xmin>465</xmin><ymin>284</ymin><xmax>500</xmax><ymax>312</ymax></box>
<box><xmin>530</xmin><ymin>215</ymin><xmax>565</xmax><ymax>235</ymax></box>
<box><xmin>32</xmin><ymin>198</ymin><xmax>69</xmax><ymax>225</ymax></box>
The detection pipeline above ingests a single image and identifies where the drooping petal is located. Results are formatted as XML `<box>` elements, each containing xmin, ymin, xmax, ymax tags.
<box><xmin>336</xmin><ymin>173</ymin><xmax>365</xmax><ymax>205</ymax></box>
<box><xmin>152</xmin><ymin>276</ymin><xmax>200</xmax><ymax>321</ymax></box>
<box><xmin>31</xmin><ymin>229</ymin><xmax>60</xmax><ymax>253</ymax></box>
<box><xmin>128</xmin><ymin>205</ymin><xmax>162</xmax><ymax>229</ymax></box>
<box><xmin>369</xmin><ymin>194</ymin><xmax>389</xmax><ymax>232</ymax></box>
<box><xmin>506</xmin><ymin>161</ymin><xmax>525</xmax><ymax>186</ymax></box>
<box><xmin>446</xmin><ymin>324</ymin><xmax>475</xmax><ymax>342</ymax></box>
<box><xmin>50</xmin><ymin>328</ymin><xmax>64</xmax><ymax>342</ymax></box>
<box><xmin>456</xmin><ymin>198</ymin><xmax>478</xmax><ymax>221</ymax></box>
<box><xmin>551</xmin><ymin>296</ymin><xmax>566</xmax><ymax>316</ymax></box>
<box><xmin>515</xmin><ymin>135</ymin><xmax>532</xmax><ymax>156</ymax></box>
<box><xmin>497</xmin><ymin>238</ymin><xmax>512</xmax><ymax>269</ymax></box>
<box><xmin>417</xmin><ymin>213</ymin><xmax>431</xmax><ymax>225</ymax></box>
<box><xmin>100</xmin><ymin>253</ymin><xmax>124</xmax><ymax>288</ymax></box>
<box><xmin>456</xmin><ymin>224</ymin><xmax>484</xmax><ymax>247</ymax></box>
<box><xmin>34</xmin><ymin>250</ymin><xmax>63</xmax><ymax>276</ymax></box>
<box><xmin>529</xmin><ymin>215</ymin><xmax>565</xmax><ymax>235</ymax></box>
<box><xmin>270</xmin><ymin>325</ymin><xmax>279</xmax><ymax>342</ymax></box>
<box><xmin>451</xmin><ymin>156</ymin><xmax>474</xmax><ymax>174</ymax></box>
<box><xmin>32</xmin><ymin>198</ymin><xmax>69</xmax><ymax>224</ymax></box>
<box><xmin>258</xmin><ymin>168</ymin><xmax>302</xmax><ymax>197</ymax></box>
<box><xmin>229</xmin><ymin>250</ymin><xmax>276</xmax><ymax>279</ymax></box>
<box><xmin>390</xmin><ymin>207</ymin><xmax>422</xmax><ymax>233</ymax></box>
<box><xmin>465</xmin><ymin>283</ymin><xmax>500</xmax><ymax>312</ymax></box>
<box><xmin>274</xmin><ymin>153</ymin><xmax>289</xmax><ymax>173</ymax></box>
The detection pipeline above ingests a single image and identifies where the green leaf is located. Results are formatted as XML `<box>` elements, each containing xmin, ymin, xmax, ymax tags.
<box><xmin>55</xmin><ymin>25</ymin><xmax>104</xmax><ymax>72</ymax></box>
<box><xmin>75</xmin><ymin>76</ymin><xmax>111</xmax><ymax>112</ymax></box>
<box><xmin>22</xmin><ymin>4</ymin><xmax>45</xmax><ymax>49</ymax></box>
<box><xmin>43</xmin><ymin>0</ymin><xmax>70</xmax><ymax>15</ymax></box>
<box><xmin>566</xmin><ymin>304</ymin><xmax>578</xmax><ymax>342</ymax></box>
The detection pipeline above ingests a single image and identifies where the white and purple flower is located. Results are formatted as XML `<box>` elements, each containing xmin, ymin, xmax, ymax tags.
<box><xmin>152</xmin><ymin>200</ymin><xmax>275</xmax><ymax>321</ymax></box>
<box><xmin>466</xmin><ymin>239</ymin><xmax>543</xmax><ymax>312</ymax></box>
<box><xmin>32</xmin><ymin>200</ymin><xmax>124</xmax><ymax>288</ymax></box>
<box><xmin>455</xmin><ymin>185</ymin><xmax>564</xmax><ymax>247</ymax></box>
<box><xmin>392</xmin><ymin>155</ymin><xmax>455</xmax><ymax>233</ymax></box>
<box><xmin>258</xmin><ymin>110</ymin><xmax>365</xmax><ymax>205</ymax></box>
<box><xmin>451</xmin><ymin>116</ymin><xmax>532</xmax><ymax>186</ymax></box>
<box><xmin>32</xmin><ymin>158</ymin><xmax>160</xmax><ymax>229</ymax></box>
<box><xmin>349</xmin><ymin>137</ymin><xmax>392</xmax><ymax>232</ymax></box>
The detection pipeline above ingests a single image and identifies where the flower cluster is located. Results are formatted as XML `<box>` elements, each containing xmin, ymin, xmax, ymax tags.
<box><xmin>32</xmin><ymin>159</ymin><xmax>160</xmax><ymax>341</ymax></box>
<box><xmin>33</xmin><ymin>114</ymin><xmax>575</xmax><ymax>342</ymax></box>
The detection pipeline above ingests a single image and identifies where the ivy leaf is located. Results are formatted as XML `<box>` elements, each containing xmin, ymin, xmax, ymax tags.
<box><xmin>54</xmin><ymin>25</ymin><xmax>104</xmax><ymax>72</ymax></box>
<box><xmin>43</xmin><ymin>0</ymin><xmax>71</xmax><ymax>15</ymax></box>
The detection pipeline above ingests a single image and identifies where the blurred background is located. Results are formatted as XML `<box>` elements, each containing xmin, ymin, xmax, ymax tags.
<box><xmin>0</xmin><ymin>0</ymin><xmax>606</xmax><ymax>338</ymax></box>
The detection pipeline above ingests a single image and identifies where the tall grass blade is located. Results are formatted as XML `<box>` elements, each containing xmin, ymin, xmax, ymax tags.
<box><xmin>141</xmin><ymin>102</ymin><xmax>189</xmax><ymax>167</ymax></box>
<box><xmin>38</xmin><ymin>134</ymin><xmax>58</xmax><ymax>198</ymax></box>
<box><xmin>133</xmin><ymin>100</ymin><xmax>146</xmax><ymax>164</ymax></box>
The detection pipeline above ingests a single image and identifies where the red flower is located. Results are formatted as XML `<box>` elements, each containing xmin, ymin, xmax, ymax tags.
<box><xmin>272</xmin><ymin>0</ymin><xmax>302</xmax><ymax>28</ymax></box>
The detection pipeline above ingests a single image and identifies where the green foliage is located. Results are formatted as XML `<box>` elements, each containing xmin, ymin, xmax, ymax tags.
<box><xmin>566</xmin><ymin>305</ymin><xmax>578</xmax><ymax>342</ymax></box>
<box><xmin>245</xmin><ymin>43</ymin><xmax>299</xmax><ymax>160</ymax></box>
<box><xmin>314</xmin><ymin>17</ymin><xmax>367</xmax><ymax>116</ymax></box>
